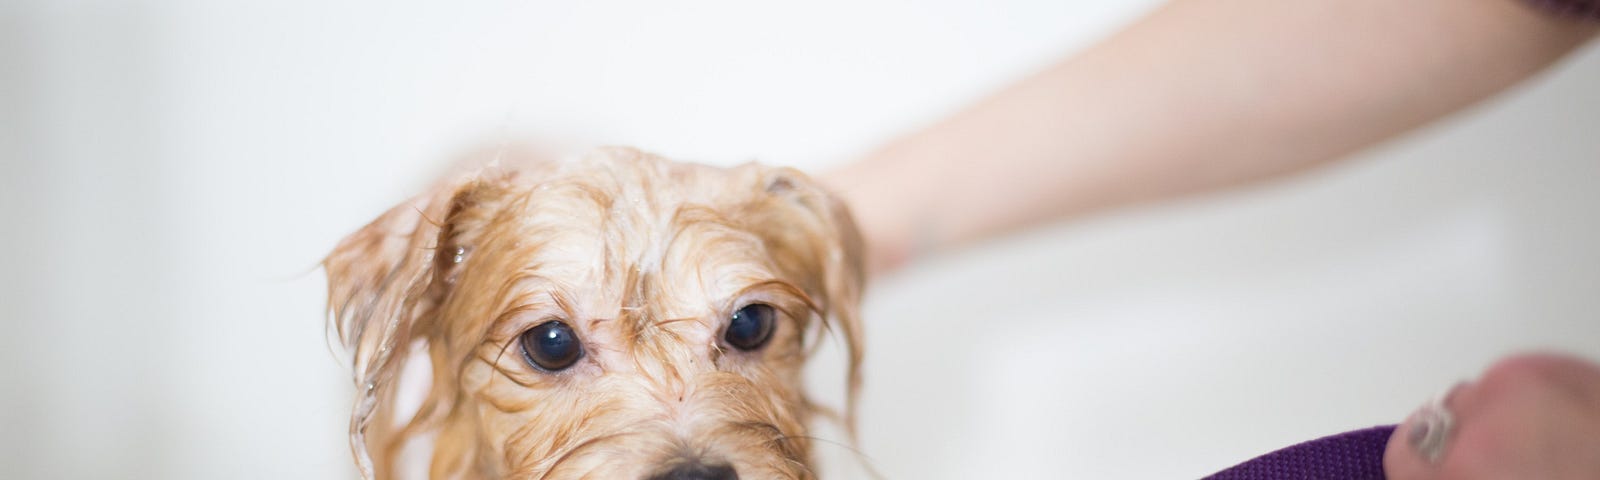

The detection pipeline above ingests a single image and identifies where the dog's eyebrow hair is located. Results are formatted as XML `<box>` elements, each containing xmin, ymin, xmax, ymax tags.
<box><xmin>729</xmin><ymin>279</ymin><xmax>818</xmax><ymax>312</ymax></box>
<box><xmin>487</xmin><ymin>269</ymin><xmax>557</xmax><ymax>314</ymax></box>
<box><xmin>485</xmin><ymin>278</ymin><xmax>577</xmax><ymax>328</ymax></box>
<box><xmin>548</xmin><ymin>289</ymin><xmax>579</xmax><ymax>319</ymax></box>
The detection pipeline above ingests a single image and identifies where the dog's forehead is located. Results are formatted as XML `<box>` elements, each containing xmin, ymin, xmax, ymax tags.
<box><xmin>491</xmin><ymin>152</ymin><xmax>781</xmax><ymax>325</ymax></box>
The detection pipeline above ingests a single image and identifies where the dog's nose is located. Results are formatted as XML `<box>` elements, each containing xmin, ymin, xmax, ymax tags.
<box><xmin>645</xmin><ymin>461</ymin><xmax>738</xmax><ymax>480</ymax></box>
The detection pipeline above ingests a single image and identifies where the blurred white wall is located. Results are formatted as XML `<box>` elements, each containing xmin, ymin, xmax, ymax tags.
<box><xmin>2</xmin><ymin>1</ymin><xmax>1596</xmax><ymax>478</ymax></box>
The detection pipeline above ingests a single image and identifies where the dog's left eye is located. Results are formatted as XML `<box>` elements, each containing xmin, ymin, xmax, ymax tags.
<box><xmin>519</xmin><ymin>320</ymin><xmax>583</xmax><ymax>371</ymax></box>
<box><xmin>724</xmin><ymin>303</ymin><xmax>776</xmax><ymax>351</ymax></box>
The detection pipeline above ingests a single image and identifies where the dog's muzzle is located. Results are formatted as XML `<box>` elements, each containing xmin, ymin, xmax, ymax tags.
<box><xmin>645</xmin><ymin>460</ymin><xmax>738</xmax><ymax>480</ymax></box>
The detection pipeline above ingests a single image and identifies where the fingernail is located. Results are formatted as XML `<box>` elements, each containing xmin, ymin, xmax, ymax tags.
<box><xmin>1405</xmin><ymin>411</ymin><xmax>1431</xmax><ymax>447</ymax></box>
<box><xmin>1406</xmin><ymin>395</ymin><xmax>1455</xmax><ymax>464</ymax></box>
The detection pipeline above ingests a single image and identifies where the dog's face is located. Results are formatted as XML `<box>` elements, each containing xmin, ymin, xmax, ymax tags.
<box><xmin>325</xmin><ymin>148</ymin><xmax>863</xmax><ymax>480</ymax></box>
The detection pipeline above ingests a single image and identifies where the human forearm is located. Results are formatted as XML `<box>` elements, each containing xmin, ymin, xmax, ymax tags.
<box><xmin>827</xmin><ymin>0</ymin><xmax>1596</xmax><ymax>274</ymax></box>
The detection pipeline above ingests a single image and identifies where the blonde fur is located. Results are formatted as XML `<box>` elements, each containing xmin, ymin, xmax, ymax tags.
<box><xmin>325</xmin><ymin>147</ymin><xmax>864</xmax><ymax>479</ymax></box>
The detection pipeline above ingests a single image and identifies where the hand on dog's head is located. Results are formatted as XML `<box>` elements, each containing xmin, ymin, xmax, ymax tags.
<box><xmin>325</xmin><ymin>147</ymin><xmax>864</xmax><ymax>480</ymax></box>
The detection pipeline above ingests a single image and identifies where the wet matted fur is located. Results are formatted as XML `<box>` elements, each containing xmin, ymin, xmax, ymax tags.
<box><xmin>324</xmin><ymin>147</ymin><xmax>864</xmax><ymax>479</ymax></box>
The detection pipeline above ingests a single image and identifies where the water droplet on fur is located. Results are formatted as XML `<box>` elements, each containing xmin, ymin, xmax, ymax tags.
<box><xmin>452</xmin><ymin>246</ymin><xmax>466</xmax><ymax>264</ymax></box>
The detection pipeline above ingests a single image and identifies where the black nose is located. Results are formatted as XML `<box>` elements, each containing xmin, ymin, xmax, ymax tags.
<box><xmin>646</xmin><ymin>461</ymin><xmax>738</xmax><ymax>480</ymax></box>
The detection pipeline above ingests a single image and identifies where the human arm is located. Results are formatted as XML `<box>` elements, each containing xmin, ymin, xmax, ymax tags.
<box><xmin>825</xmin><ymin>0</ymin><xmax>1597</xmax><ymax>275</ymax></box>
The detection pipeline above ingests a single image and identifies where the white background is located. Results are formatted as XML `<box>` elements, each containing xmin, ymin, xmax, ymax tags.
<box><xmin>3</xmin><ymin>1</ymin><xmax>1597</xmax><ymax>478</ymax></box>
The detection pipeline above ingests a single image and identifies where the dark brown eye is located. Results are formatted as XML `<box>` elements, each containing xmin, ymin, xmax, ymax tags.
<box><xmin>519</xmin><ymin>321</ymin><xmax>583</xmax><ymax>371</ymax></box>
<box><xmin>724</xmin><ymin>304</ymin><xmax>776</xmax><ymax>351</ymax></box>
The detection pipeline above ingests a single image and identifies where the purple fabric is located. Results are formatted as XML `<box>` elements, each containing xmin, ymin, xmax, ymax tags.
<box><xmin>1523</xmin><ymin>0</ymin><xmax>1600</xmax><ymax>19</ymax></box>
<box><xmin>1204</xmin><ymin>425</ymin><xmax>1397</xmax><ymax>480</ymax></box>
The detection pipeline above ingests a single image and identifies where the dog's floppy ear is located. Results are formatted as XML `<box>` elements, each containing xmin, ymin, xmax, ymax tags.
<box><xmin>323</xmin><ymin>170</ymin><xmax>516</xmax><ymax>478</ymax></box>
<box><xmin>748</xmin><ymin>167</ymin><xmax>867</xmax><ymax>430</ymax></box>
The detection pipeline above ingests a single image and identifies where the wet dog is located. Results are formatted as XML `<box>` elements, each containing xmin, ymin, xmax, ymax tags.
<box><xmin>324</xmin><ymin>147</ymin><xmax>864</xmax><ymax>479</ymax></box>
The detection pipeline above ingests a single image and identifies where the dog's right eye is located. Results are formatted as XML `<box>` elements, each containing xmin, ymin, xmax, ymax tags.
<box><xmin>724</xmin><ymin>303</ymin><xmax>777</xmax><ymax>351</ymax></box>
<box><xmin>519</xmin><ymin>321</ymin><xmax>583</xmax><ymax>371</ymax></box>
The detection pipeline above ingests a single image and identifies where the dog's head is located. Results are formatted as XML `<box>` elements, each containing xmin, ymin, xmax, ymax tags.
<box><xmin>325</xmin><ymin>147</ymin><xmax>864</xmax><ymax>480</ymax></box>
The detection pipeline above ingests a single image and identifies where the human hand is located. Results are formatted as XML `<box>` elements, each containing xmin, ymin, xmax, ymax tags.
<box><xmin>1384</xmin><ymin>353</ymin><xmax>1600</xmax><ymax>479</ymax></box>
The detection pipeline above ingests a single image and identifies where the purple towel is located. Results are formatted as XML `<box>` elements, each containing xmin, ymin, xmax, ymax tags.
<box><xmin>1524</xmin><ymin>0</ymin><xmax>1600</xmax><ymax>19</ymax></box>
<box><xmin>1204</xmin><ymin>425</ymin><xmax>1397</xmax><ymax>480</ymax></box>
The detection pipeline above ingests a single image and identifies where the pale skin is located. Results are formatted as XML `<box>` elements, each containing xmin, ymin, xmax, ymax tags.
<box><xmin>1385</xmin><ymin>353</ymin><xmax>1600</xmax><ymax>480</ymax></box>
<box><xmin>826</xmin><ymin>0</ymin><xmax>1597</xmax><ymax>274</ymax></box>
<box><xmin>823</xmin><ymin>0</ymin><xmax>1600</xmax><ymax>477</ymax></box>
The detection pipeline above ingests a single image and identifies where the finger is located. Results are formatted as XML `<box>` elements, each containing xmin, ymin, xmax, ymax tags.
<box><xmin>1478</xmin><ymin>352</ymin><xmax>1600</xmax><ymax>406</ymax></box>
